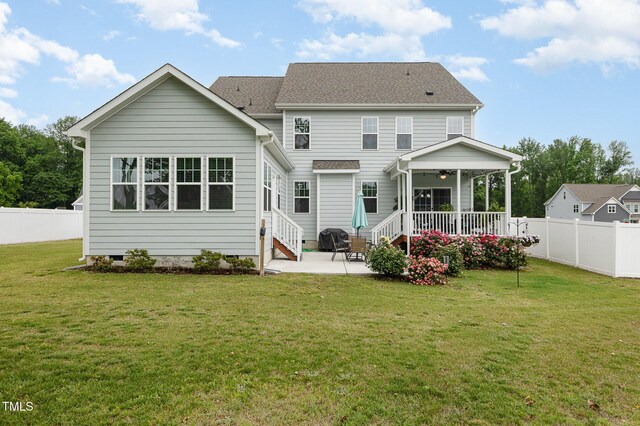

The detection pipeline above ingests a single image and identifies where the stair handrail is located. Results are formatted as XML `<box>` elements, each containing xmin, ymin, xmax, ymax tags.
<box><xmin>272</xmin><ymin>206</ymin><xmax>304</xmax><ymax>261</ymax></box>
<box><xmin>371</xmin><ymin>209</ymin><xmax>405</xmax><ymax>245</ymax></box>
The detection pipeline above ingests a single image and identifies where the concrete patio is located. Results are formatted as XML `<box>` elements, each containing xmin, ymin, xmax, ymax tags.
<box><xmin>267</xmin><ymin>251</ymin><xmax>373</xmax><ymax>275</ymax></box>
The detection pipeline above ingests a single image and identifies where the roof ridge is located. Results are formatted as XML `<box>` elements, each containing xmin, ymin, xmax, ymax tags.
<box><xmin>289</xmin><ymin>61</ymin><xmax>439</xmax><ymax>64</ymax></box>
<box><xmin>217</xmin><ymin>76</ymin><xmax>284</xmax><ymax>78</ymax></box>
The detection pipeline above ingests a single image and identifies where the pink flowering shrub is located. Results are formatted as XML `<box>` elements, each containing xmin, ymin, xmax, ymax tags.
<box><xmin>410</xmin><ymin>230</ymin><xmax>529</xmax><ymax>271</ymax></box>
<box><xmin>407</xmin><ymin>256</ymin><xmax>448</xmax><ymax>285</ymax></box>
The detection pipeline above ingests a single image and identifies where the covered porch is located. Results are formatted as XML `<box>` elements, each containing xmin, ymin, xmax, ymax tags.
<box><xmin>376</xmin><ymin>136</ymin><xmax>522</xmax><ymax>245</ymax></box>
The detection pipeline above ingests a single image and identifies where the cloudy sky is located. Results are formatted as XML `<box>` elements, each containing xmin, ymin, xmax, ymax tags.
<box><xmin>2</xmin><ymin>0</ymin><xmax>640</xmax><ymax>161</ymax></box>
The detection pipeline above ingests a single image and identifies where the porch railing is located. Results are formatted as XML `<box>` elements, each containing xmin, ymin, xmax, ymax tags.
<box><xmin>272</xmin><ymin>206</ymin><xmax>304</xmax><ymax>261</ymax></box>
<box><xmin>411</xmin><ymin>212</ymin><xmax>506</xmax><ymax>236</ymax></box>
<box><xmin>371</xmin><ymin>209</ymin><xmax>404</xmax><ymax>245</ymax></box>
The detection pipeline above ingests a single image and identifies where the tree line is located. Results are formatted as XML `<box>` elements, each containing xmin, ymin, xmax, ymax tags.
<box><xmin>476</xmin><ymin>136</ymin><xmax>638</xmax><ymax>217</ymax></box>
<box><xmin>0</xmin><ymin>116</ymin><xmax>82</xmax><ymax>209</ymax></box>
<box><xmin>0</xmin><ymin>115</ymin><xmax>638</xmax><ymax>217</ymax></box>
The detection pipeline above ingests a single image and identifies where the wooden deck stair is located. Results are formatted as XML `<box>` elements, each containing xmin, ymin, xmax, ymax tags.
<box><xmin>391</xmin><ymin>235</ymin><xmax>407</xmax><ymax>246</ymax></box>
<box><xmin>273</xmin><ymin>237</ymin><xmax>298</xmax><ymax>261</ymax></box>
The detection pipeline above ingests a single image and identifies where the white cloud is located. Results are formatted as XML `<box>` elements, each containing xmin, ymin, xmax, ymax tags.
<box><xmin>439</xmin><ymin>55</ymin><xmax>490</xmax><ymax>82</ymax></box>
<box><xmin>0</xmin><ymin>87</ymin><xmax>16</xmax><ymax>97</ymax></box>
<box><xmin>299</xmin><ymin>33</ymin><xmax>428</xmax><ymax>61</ymax></box>
<box><xmin>0</xmin><ymin>2</ymin><xmax>134</xmax><ymax>126</ymax></box>
<box><xmin>0</xmin><ymin>99</ymin><xmax>45</xmax><ymax>125</ymax></box>
<box><xmin>103</xmin><ymin>30</ymin><xmax>122</xmax><ymax>41</ymax></box>
<box><xmin>296</xmin><ymin>0</ymin><xmax>450</xmax><ymax>60</ymax></box>
<box><xmin>481</xmin><ymin>0</ymin><xmax>640</xmax><ymax>72</ymax></box>
<box><xmin>117</xmin><ymin>0</ymin><xmax>240</xmax><ymax>48</ymax></box>
<box><xmin>0</xmin><ymin>3</ymin><xmax>134</xmax><ymax>88</ymax></box>
<box><xmin>46</xmin><ymin>0</ymin><xmax>60</xmax><ymax>5</ymax></box>
<box><xmin>52</xmin><ymin>54</ymin><xmax>136</xmax><ymax>87</ymax></box>
<box><xmin>270</xmin><ymin>37</ymin><xmax>284</xmax><ymax>50</ymax></box>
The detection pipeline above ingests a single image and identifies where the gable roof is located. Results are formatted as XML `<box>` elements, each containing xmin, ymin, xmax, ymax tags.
<box><xmin>545</xmin><ymin>184</ymin><xmax>640</xmax><ymax>214</ymax></box>
<box><xmin>582</xmin><ymin>197</ymin><xmax>631</xmax><ymax>215</ymax></box>
<box><xmin>275</xmin><ymin>62</ymin><xmax>482</xmax><ymax>108</ymax></box>
<box><xmin>210</xmin><ymin>76</ymin><xmax>283</xmax><ymax>115</ymax></box>
<box><xmin>66</xmin><ymin>63</ymin><xmax>273</xmax><ymax>138</ymax></box>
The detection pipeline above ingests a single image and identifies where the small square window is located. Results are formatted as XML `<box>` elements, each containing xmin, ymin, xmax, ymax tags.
<box><xmin>607</xmin><ymin>205</ymin><xmax>616</xmax><ymax>214</ymax></box>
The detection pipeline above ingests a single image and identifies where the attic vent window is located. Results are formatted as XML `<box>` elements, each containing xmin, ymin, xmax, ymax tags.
<box><xmin>425</xmin><ymin>90</ymin><xmax>434</xmax><ymax>96</ymax></box>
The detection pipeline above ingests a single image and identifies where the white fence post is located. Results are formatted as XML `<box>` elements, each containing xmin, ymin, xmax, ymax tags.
<box><xmin>612</xmin><ymin>221</ymin><xmax>619</xmax><ymax>278</ymax></box>
<box><xmin>545</xmin><ymin>217</ymin><xmax>550</xmax><ymax>260</ymax></box>
<box><xmin>574</xmin><ymin>218</ymin><xmax>579</xmax><ymax>267</ymax></box>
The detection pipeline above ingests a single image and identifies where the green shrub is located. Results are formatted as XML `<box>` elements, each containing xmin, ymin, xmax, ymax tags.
<box><xmin>439</xmin><ymin>203</ymin><xmax>454</xmax><ymax>212</ymax></box>
<box><xmin>192</xmin><ymin>249</ymin><xmax>224</xmax><ymax>273</ymax></box>
<box><xmin>225</xmin><ymin>256</ymin><xmax>256</xmax><ymax>273</ymax></box>
<box><xmin>365</xmin><ymin>237</ymin><xmax>407</xmax><ymax>278</ymax></box>
<box><xmin>407</xmin><ymin>256</ymin><xmax>448</xmax><ymax>285</ymax></box>
<box><xmin>124</xmin><ymin>249</ymin><xmax>156</xmax><ymax>272</ymax></box>
<box><xmin>88</xmin><ymin>255</ymin><xmax>114</xmax><ymax>272</ymax></box>
<box><xmin>433</xmin><ymin>244</ymin><xmax>463</xmax><ymax>277</ymax></box>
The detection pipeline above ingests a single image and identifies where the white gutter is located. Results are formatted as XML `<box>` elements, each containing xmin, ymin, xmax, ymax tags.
<box><xmin>70</xmin><ymin>138</ymin><xmax>86</xmax><ymax>261</ymax></box>
<box><xmin>509</xmin><ymin>162</ymin><xmax>522</xmax><ymax>177</ymax></box>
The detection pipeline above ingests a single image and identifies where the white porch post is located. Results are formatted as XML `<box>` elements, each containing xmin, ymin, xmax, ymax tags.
<box><xmin>406</xmin><ymin>170</ymin><xmax>413</xmax><ymax>256</ymax></box>
<box><xmin>456</xmin><ymin>169</ymin><xmax>461</xmax><ymax>235</ymax></box>
<box><xmin>505</xmin><ymin>169</ymin><xmax>511</xmax><ymax>235</ymax></box>
<box><xmin>397</xmin><ymin>176</ymin><xmax>401</xmax><ymax>211</ymax></box>
<box><xmin>485</xmin><ymin>174</ymin><xmax>490</xmax><ymax>211</ymax></box>
<box><xmin>470</xmin><ymin>176</ymin><xmax>474</xmax><ymax>212</ymax></box>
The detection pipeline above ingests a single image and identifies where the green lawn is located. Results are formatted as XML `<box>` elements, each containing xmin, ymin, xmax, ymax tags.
<box><xmin>1</xmin><ymin>240</ymin><xmax>638</xmax><ymax>425</ymax></box>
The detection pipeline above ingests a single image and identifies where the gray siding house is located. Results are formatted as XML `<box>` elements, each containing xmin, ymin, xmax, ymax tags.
<box><xmin>67</xmin><ymin>63</ymin><xmax>522</xmax><ymax>263</ymax></box>
<box><xmin>545</xmin><ymin>184</ymin><xmax>640</xmax><ymax>223</ymax></box>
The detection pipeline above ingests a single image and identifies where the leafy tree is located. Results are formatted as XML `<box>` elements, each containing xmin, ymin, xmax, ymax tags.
<box><xmin>0</xmin><ymin>161</ymin><xmax>22</xmax><ymax>206</ymax></box>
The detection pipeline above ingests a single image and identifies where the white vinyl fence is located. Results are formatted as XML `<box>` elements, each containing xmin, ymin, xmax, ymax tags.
<box><xmin>0</xmin><ymin>207</ymin><xmax>83</xmax><ymax>245</ymax></box>
<box><xmin>511</xmin><ymin>217</ymin><xmax>640</xmax><ymax>278</ymax></box>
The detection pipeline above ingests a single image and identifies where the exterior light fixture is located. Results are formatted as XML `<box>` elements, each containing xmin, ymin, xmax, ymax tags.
<box><xmin>439</xmin><ymin>170</ymin><xmax>449</xmax><ymax>180</ymax></box>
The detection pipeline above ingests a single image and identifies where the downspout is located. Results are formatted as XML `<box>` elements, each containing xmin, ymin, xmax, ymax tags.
<box><xmin>396</xmin><ymin>160</ymin><xmax>411</xmax><ymax>256</ymax></box>
<box><xmin>71</xmin><ymin>138</ymin><xmax>86</xmax><ymax>261</ymax></box>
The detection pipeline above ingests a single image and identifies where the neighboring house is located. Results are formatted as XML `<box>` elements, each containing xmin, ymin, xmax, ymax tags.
<box><xmin>72</xmin><ymin>190</ymin><xmax>83</xmax><ymax>211</ymax></box>
<box><xmin>66</xmin><ymin>63</ymin><xmax>522</xmax><ymax>264</ymax></box>
<box><xmin>545</xmin><ymin>184</ymin><xmax>640</xmax><ymax>223</ymax></box>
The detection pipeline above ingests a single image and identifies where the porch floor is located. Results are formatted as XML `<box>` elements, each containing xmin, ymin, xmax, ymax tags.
<box><xmin>267</xmin><ymin>251</ymin><xmax>373</xmax><ymax>275</ymax></box>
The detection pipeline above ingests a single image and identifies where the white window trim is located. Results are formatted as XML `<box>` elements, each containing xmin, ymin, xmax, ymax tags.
<box><xmin>361</xmin><ymin>116</ymin><xmax>379</xmax><ymax>151</ymax></box>
<box><xmin>361</xmin><ymin>180</ymin><xmax>379</xmax><ymax>215</ymax></box>
<box><xmin>293</xmin><ymin>116</ymin><xmax>311</xmax><ymax>151</ymax></box>
<box><xmin>607</xmin><ymin>204</ymin><xmax>616</xmax><ymax>214</ymax></box>
<box><xmin>141</xmin><ymin>156</ymin><xmax>171</xmax><ymax>212</ymax></box>
<box><xmin>446</xmin><ymin>116</ymin><xmax>465</xmax><ymax>139</ymax></box>
<box><xmin>206</xmin><ymin>155</ymin><xmax>235</xmax><ymax>212</ymax></box>
<box><xmin>293</xmin><ymin>180</ymin><xmax>311</xmax><ymax>214</ymax></box>
<box><xmin>263</xmin><ymin>161</ymin><xmax>272</xmax><ymax>212</ymax></box>
<box><xmin>110</xmin><ymin>155</ymin><xmax>140</xmax><ymax>212</ymax></box>
<box><xmin>174</xmin><ymin>155</ymin><xmax>204</xmax><ymax>212</ymax></box>
<box><xmin>395</xmin><ymin>117</ymin><xmax>413</xmax><ymax>151</ymax></box>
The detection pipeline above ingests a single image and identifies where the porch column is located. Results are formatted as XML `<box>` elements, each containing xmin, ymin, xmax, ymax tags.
<box><xmin>485</xmin><ymin>174</ymin><xmax>490</xmax><ymax>211</ymax></box>
<box><xmin>470</xmin><ymin>176</ymin><xmax>474</xmax><ymax>212</ymax></box>
<box><xmin>456</xmin><ymin>169</ymin><xmax>461</xmax><ymax>235</ymax></box>
<box><xmin>397</xmin><ymin>176</ymin><xmax>401</xmax><ymax>211</ymax></box>
<box><xmin>505</xmin><ymin>169</ymin><xmax>511</xmax><ymax>235</ymax></box>
<box><xmin>406</xmin><ymin>170</ymin><xmax>413</xmax><ymax>256</ymax></box>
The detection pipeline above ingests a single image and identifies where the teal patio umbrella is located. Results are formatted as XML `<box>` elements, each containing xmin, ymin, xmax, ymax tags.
<box><xmin>352</xmin><ymin>190</ymin><xmax>368</xmax><ymax>237</ymax></box>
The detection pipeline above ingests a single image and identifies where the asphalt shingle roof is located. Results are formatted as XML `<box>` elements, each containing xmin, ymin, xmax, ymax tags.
<box><xmin>312</xmin><ymin>160</ymin><xmax>360</xmax><ymax>171</ymax></box>
<box><xmin>562</xmin><ymin>184</ymin><xmax>635</xmax><ymax>214</ymax></box>
<box><xmin>275</xmin><ymin>62</ymin><xmax>482</xmax><ymax>106</ymax></box>
<box><xmin>209</xmin><ymin>76</ymin><xmax>283</xmax><ymax>115</ymax></box>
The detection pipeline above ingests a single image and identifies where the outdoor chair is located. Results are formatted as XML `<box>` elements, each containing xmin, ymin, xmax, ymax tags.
<box><xmin>348</xmin><ymin>236</ymin><xmax>367</xmax><ymax>261</ymax></box>
<box><xmin>331</xmin><ymin>234</ymin><xmax>350</xmax><ymax>262</ymax></box>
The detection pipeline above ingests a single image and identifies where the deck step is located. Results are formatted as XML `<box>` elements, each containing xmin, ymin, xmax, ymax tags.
<box><xmin>391</xmin><ymin>235</ymin><xmax>407</xmax><ymax>246</ymax></box>
<box><xmin>273</xmin><ymin>237</ymin><xmax>297</xmax><ymax>261</ymax></box>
